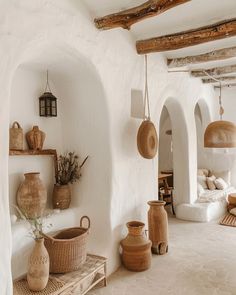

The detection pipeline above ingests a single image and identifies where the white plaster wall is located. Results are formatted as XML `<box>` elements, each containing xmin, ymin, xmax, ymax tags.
<box><xmin>159</xmin><ymin>108</ymin><xmax>173</xmax><ymax>172</ymax></box>
<box><xmin>0</xmin><ymin>1</ymin><xmax>218</xmax><ymax>293</ymax></box>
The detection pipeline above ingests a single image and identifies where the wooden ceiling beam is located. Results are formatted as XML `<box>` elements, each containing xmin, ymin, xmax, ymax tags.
<box><xmin>168</xmin><ymin>46</ymin><xmax>236</xmax><ymax>68</ymax></box>
<box><xmin>136</xmin><ymin>18</ymin><xmax>236</xmax><ymax>54</ymax></box>
<box><xmin>94</xmin><ymin>0</ymin><xmax>190</xmax><ymax>30</ymax></box>
<box><xmin>191</xmin><ymin>65</ymin><xmax>236</xmax><ymax>77</ymax></box>
<box><xmin>202</xmin><ymin>76</ymin><xmax>236</xmax><ymax>83</ymax></box>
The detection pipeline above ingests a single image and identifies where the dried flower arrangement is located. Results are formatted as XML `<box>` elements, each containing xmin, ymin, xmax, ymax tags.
<box><xmin>56</xmin><ymin>152</ymin><xmax>88</xmax><ymax>185</ymax></box>
<box><xmin>14</xmin><ymin>206</ymin><xmax>51</xmax><ymax>240</ymax></box>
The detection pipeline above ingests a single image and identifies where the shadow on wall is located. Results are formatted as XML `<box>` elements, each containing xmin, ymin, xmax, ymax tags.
<box><xmin>9</xmin><ymin>42</ymin><xmax>113</xmax><ymax>276</ymax></box>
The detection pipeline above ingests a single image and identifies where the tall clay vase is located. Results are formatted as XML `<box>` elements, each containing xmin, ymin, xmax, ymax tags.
<box><xmin>52</xmin><ymin>184</ymin><xmax>71</xmax><ymax>209</ymax></box>
<box><xmin>147</xmin><ymin>200</ymin><xmax>168</xmax><ymax>255</ymax></box>
<box><xmin>27</xmin><ymin>238</ymin><xmax>49</xmax><ymax>291</ymax></box>
<box><xmin>26</xmin><ymin>126</ymin><xmax>46</xmax><ymax>150</ymax></box>
<box><xmin>17</xmin><ymin>173</ymin><xmax>47</xmax><ymax>218</ymax></box>
<box><xmin>120</xmin><ymin>221</ymin><xmax>152</xmax><ymax>271</ymax></box>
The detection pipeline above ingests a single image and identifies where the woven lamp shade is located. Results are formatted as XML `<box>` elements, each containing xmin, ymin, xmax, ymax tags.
<box><xmin>204</xmin><ymin>120</ymin><xmax>236</xmax><ymax>148</ymax></box>
<box><xmin>137</xmin><ymin>120</ymin><xmax>158</xmax><ymax>159</ymax></box>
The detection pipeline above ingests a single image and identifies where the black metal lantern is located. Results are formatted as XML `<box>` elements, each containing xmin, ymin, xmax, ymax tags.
<box><xmin>39</xmin><ymin>71</ymin><xmax>57</xmax><ymax>117</ymax></box>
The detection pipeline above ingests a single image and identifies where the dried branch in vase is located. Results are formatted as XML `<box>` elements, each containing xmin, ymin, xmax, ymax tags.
<box><xmin>56</xmin><ymin>152</ymin><xmax>88</xmax><ymax>185</ymax></box>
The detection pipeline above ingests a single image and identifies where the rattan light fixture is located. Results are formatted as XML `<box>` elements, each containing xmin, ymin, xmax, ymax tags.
<box><xmin>204</xmin><ymin>84</ymin><xmax>236</xmax><ymax>148</ymax></box>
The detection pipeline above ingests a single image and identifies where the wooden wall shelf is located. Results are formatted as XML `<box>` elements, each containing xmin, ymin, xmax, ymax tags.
<box><xmin>9</xmin><ymin>149</ymin><xmax>57</xmax><ymax>156</ymax></box>
<box><xmin>9</xmin><ymin>149</ymin><xmax>58</xmax><ymax>179</ymax></box>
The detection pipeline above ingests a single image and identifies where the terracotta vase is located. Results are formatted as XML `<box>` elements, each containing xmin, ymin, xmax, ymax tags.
<box><xmin>26</xmin><ymin>126</ymin><xmax>46</xmax><ymax>150</ymax></box>
<box><xmin>52</xmin><ymin>184</ymin><xmax>71</xmax><ymax>209</ymax></box>
<box><xmin>17</xmin><ymin>172</ymin><xmax>47</xmax><ymax>218</ymax></box>
<box><xmin>147</xmin><ymin>200</ymin><xmax>168</xmax><ymax>255</ymax></box>
<box><xmin>120</xmin><ymin>221</ymin><xmax>152</xmax><ymax>272</ymax></box>
<box><xmin>27</xmin><ymin>238</ymin><xmax>49</xmax><ymax>291</ymax></box>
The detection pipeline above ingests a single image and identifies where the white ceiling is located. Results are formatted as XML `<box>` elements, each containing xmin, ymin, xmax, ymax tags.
<box><xmin>83</xmin><ymin>0</ymin><xmax>236</xmax><ymax>67</ymax></box>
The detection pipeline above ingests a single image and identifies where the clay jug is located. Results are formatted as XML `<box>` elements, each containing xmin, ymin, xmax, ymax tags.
<box><xmin>120</xmin><ymin>221</ymin><xmax>152</xmax><ymax>271</ymax></box>
<box><xmin>147</xmin><ymin>200</ymin><xmax>168</xmax><ymax>255</ymax></box>
<box><xmin>52</xmin><ymin>184</ymin><xmax>71</xmax><ymax>210</ymax></box>
<box><xmin>27</xmin><ymin>238</ymin><xmax>49</xmax><ymax>291</ymax></box>
<box><xmin>26</xmin><ymin>126</ymin><xmax>46</xmax><ymax>150</ymax></box>
<box><xmin>17</xmin><ymin>172</ymin><xmax>47</xmax><ymax>218</ymax></box>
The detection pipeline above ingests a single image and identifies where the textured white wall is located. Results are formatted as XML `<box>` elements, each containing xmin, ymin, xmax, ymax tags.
<box><xmin>0</xmin><ymin>0</ymin><xmax>217</xmax><ymax>293</ymax></box>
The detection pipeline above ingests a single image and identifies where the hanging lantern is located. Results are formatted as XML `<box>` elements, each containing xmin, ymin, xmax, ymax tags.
<box><xmin>204</xmin><ymin>83</ymin><xmax>236</xmax><ymax>148</ymax></box>
<box><xmin>39</xmin><ymin>71</ymin><xmax>57</xmax><ymax>117</ymax></box>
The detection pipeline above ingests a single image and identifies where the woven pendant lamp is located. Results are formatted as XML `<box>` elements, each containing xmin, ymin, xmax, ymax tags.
<box><xmin>204</xmin><ymin>84</ymin><xmax>236</xmax><ymax>148</ymax></box>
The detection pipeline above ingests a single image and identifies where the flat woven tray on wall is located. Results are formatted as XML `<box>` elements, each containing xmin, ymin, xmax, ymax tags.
<box><xmin>13</xmin><ymin>277</ymin><xmax>67</xmax><ymax>295</ymax></box>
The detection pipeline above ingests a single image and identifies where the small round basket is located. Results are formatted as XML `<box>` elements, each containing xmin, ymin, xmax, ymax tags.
<box><xmin>43</xmin><ymin>216</ymin><xmax>90</xmax><ymax>274</ymax></box>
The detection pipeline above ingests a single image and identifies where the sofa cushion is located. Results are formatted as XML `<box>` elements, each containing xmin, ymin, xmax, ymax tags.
<box><xmin>215</xmin><ymin>178</ymin><xmax>228</xmax><ymax>190</ymax></box>
<box><xmin>198</xmin><ymin>169</ymin><xmax>209</xmax><ymax>177</ymax></box>
<box><xmin>197</xmin><ymin>175</ymin><xmax>208</xmax><ymax>189</ymax></box>
<box><xmin>197</xmin><ymin>183</ymin><xmax>205</xmax><ymax>196</ymax></box>
<box><xmin>206</xmin><ymin>176</ymin><xmax>216</xmax><ymax>190</ymax></box>
<box><xmin>210</xmin><ymin>170</ymin><xmax>231</xmax><ymax>186</ymax></box>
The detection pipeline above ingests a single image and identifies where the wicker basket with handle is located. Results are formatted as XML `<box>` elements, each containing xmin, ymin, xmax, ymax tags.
<box><xmin>43</xmin><ymin>216</ymin><xmax>90</xmax><ymax>274</ymax></box>
<box><xmin>9</xmin><ymin>121</ymin><xmax>23</xmax><ymax>150</ymax></box>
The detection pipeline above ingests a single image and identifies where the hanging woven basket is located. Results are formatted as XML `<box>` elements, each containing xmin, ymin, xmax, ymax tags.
<box><xmin>137</xmin><ymin>119</ymin><xmax>158</xmax><ymax>159</ymax></box>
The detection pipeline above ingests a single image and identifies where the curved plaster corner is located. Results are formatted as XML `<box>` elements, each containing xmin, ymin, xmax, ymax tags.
<box><xmin>8</xmin><ymin>41</ymin><xmax>114</xmax><ymax>278</ymax></box>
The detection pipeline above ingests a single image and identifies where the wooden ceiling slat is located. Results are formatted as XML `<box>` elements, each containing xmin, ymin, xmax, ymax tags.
<box><xmin>136</xmin><ymin>18</ymin><xmax>236</xmax><ymax>54</ymax></box>
<box><xmin>168</xmin><ymin>46</ymin><xmax>236</xmax><ymax>68</ymax></box>
<box><xmin>94</xmin><ymin>0</ymin><xmax>190</xmax><ymax>30</ymax></box>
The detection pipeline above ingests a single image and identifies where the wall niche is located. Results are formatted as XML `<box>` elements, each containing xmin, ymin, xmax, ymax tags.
<box><xmin>9</xmin><ymin>46</ymin><xmax>112</xmax><ymax>279</ymax></box>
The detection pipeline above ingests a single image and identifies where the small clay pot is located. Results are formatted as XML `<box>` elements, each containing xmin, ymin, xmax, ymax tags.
<box><xmin>26</xmin><ymin>126</ymin><xmax>46</xmax><ymax>150</ymax></box>
<box><xmin>52</xmin><ymin>184</ymin><xmax>71</xmax><ymax>210</ymax></box>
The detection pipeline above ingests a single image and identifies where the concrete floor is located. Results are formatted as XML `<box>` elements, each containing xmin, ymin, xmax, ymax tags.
<box><xmin>90</xmin><ymin>216</ymin><xmax>236</xmax><ymax>295</ymax></box>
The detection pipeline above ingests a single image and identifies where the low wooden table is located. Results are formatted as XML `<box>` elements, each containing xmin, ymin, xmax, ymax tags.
<box><xmin>13</xmin><ymin>254</ymin><xmax>107</xmax><ymax>295</ymax></box>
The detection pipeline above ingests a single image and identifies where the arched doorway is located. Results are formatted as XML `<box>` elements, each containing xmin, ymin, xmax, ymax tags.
<box><xmin>158</xmin><ymin>98</ymin><xmax>191</xmax><ymax>208</ymax></box>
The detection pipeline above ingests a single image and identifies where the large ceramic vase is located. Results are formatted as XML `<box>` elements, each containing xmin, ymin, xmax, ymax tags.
<box><xmin>26</xmin><ymin>126</ymin><xmax>46</xmax><ymax>150</ymax></box>
<box><xmin>52</xmin><ymin>184</ymin><xmax>71</xmax><ymax>209</ymax></box>
<box><xmin>27</xmin><ymin>238</ymin><xmax>49</xmax><ymax>291</ymax></box>
<box><xmin>147</xmin><ymin>200</ymin><xmax>168</xmax><ymax>255</ymax></box>
<box><xmin>120</xmin><ymin>221</ymin><xmax>152</xmax><ymax>271</ymax></box>
<box><xmin>17</xmin><ymin>172</ymin><xmax>47</xmax><ymax>218</ymax></box>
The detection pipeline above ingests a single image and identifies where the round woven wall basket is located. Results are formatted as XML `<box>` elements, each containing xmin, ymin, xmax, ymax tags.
<box><xmin>137</xmin><ymin>119</ymin><xmax>158</xmax><ymax>159</ymax></box>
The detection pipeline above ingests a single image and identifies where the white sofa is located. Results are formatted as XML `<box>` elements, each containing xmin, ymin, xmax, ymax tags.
<box><xmin>176</xmin><ymin>169</ymin><xmax>236</xmax><ymax>222</ymax></box>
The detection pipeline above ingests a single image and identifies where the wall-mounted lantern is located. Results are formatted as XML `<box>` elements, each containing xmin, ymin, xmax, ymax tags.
<box><xmin>39</xmin><ymin>70</ymin><xmax>57</xmax><ymax>117</ymax></box>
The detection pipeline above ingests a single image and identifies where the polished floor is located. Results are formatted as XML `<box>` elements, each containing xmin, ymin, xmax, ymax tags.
<box><xmin>90</xmin><ymin>215</ymin><xmax>236</xmax><ymax>295</ymax></box>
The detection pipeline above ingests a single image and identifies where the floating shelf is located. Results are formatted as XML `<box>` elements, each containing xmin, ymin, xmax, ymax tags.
<box><xmin>9</xmin><ymin>149</ymin><xmax>57</xmax><ymax>156</ymax></box>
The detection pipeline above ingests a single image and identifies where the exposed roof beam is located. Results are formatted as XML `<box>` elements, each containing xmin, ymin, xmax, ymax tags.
<box><xmin>214</xmin><ymin>83</ymin><xmax>236</xmax><ymax>89</ymax></box>
<box><xmin>202</xmin><ymin>76</ymin><xmax>236</xmax><ymax>83</ymax></box>
<box><xmin>168</xmin><ymin>46</ymin><xmax>236</xmax><ymax>68</ymax></box>
<box><xmin>191</xmin><ymin>65</ymin><xmax>236</xmax><ymax>77</ymax></box>
<box><xmin>94</xmin><ymin>0</ymin><xmax>190</xmax><ymax>30</ymax></box>
<box><xmin>136</xmin><ymin>18</ymin><xmax>236</xmax><ymax>54</ymax></box>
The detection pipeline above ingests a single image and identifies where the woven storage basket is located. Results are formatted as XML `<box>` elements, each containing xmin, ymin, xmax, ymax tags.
<box><xmin>43</xmin><ymin>216</ymin><xmax>90</xmax><ymax>274</ymax></box>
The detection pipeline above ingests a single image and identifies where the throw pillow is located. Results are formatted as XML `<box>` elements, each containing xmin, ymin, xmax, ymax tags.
<box><xmin>197</xmin><ymin>183</ymin><xmax>205</xmax><ymax>196</ymax></box>
<box><xmin>211</xmin><ymin>171</ymin><xmax>231</xmax><ymax>186</ymax></box>
<box><xmin>197</xmin><ymin>175</ymin><xmax>208</xmax><ymax>189</ymax></box>
<box><xmin>214</xmin><ymin>177</ymin><xmax>228</xmax><ymax>190</ymax></box>
<box><xmin>230</xmin><ymin>208</ymin><xmax>236</xmax><ymax>216</ymax></box>
<box><xmin>198</xmin><ymin>169</ymin><xmax>209</xmax><ymax>177</ymax></box>
<box><xmin>206</xmin><ymin>176</ymin><xmax>216</xmax><ymax>190</ymax></box>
